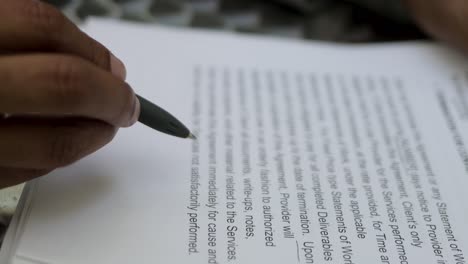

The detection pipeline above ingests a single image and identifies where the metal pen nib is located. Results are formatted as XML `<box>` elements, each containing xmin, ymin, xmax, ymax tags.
<box><xmin>187</xmin><ymin>133</ymin><xmax>197</xmax><ymax>140</ymax></box>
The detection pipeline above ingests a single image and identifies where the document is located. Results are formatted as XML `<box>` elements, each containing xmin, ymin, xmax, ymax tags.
<box><xmin>1</xmin><ymin>18</ymin><xmax>468</xmax><ymax>264</ymax></box>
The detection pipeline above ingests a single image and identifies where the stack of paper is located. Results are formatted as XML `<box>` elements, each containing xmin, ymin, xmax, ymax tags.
<box><xmin>1</xmin><ymin>18</ymin><xmax>468</xmax><ymax>264</ymax></box>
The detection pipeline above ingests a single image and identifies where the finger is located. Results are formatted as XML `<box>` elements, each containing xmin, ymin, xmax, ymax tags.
<box><xmin>0</xmin><ymin>0</ymin><xmax>126</xmax><ymax>79</ymax></box>
<box><xmin>406</xmin><ymin>0</ymin><xmax>468</xmax><ymax>52</ymax></box>
<box><xmin>0</xmin><ymin>167</ymin><xmax>51</xmax><ymax>189</ymax></box>
<box><xmin>0</xmin><ymin>54</ymin><xmax>139</xmax><ymax>128</ymax></box>
<box><xmin>0</xmin><ymin>116</ymin><xmax>117</xmax><ymax>169</ymax></box>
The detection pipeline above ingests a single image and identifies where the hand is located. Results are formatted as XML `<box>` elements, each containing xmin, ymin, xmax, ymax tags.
<box><xmin>0</xmin><ymin>0</ymin><xmax>139</xmax><ymax>188</ymax></box>
<box><xmin>406</xmin><ymin>0</ymin><xmax>468</xmax><ymax>52</ymax></box>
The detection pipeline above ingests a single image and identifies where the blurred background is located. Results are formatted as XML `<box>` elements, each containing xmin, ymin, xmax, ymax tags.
<box><xmin>0</xmin><ymin>0</ymin><xmax>428</xmax><ymax>246</ymax></box>
<box><xmin>49</xmin><ymin>0</ymin><xmax>426</xmax><ymax>42</ymax></box>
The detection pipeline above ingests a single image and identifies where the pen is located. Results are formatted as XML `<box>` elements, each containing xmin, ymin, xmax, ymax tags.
<box><xmin>136</xmin><ymin>94</ymin><xmax>196</xmax><ymax>139</ymax></box>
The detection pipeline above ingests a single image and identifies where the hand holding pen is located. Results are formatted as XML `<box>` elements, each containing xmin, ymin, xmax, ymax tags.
<box><xmin>0</xmin><ymin>0</ymin><xmax>192</xmax><ymax>189</ymax></box>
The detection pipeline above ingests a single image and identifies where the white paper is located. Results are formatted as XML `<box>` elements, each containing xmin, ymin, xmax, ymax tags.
<box><xmin>2</xmin><ymin>18</ymin><xmax>468</xmax><ymax>264</ymax></box>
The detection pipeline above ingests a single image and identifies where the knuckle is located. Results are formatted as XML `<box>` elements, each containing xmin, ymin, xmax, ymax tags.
<box><xmin>47</xmin><ymin>57</ymin><xmax>89</xmax><ymax>109</ymax></box>
<box><xmin>48</xmin><ymin>131</ymin><xmax>83</xmax><ymax>167</ymax></box>
<box><xmin>23</xmin><ymin>0</ymin><xmax>67</xmax><ymax>41</ymax></box>
<box><xmin>87</xmin><ymin>39</ymin><xmax>111</xmax><ymax>70</ymax></box>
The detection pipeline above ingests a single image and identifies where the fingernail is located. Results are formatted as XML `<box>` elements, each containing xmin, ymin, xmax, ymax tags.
<box><xmin>128</xmin><ymin>96</ymin><xmax>140</xmax><ymax>126</ymax></box>
<box><xmin>110</xmin><ymin>53</ymin><xmax>126</xmax><ymax>80</ymax></box>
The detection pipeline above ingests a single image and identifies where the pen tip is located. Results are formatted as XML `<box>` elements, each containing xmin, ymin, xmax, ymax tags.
<box><xmin>187</xmin><ymin>132</ymin><xmax>197</xmax><ymax>140</ymax></box>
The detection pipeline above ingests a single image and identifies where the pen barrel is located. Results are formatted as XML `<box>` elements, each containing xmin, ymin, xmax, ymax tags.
<box><xmin>137</xmin><ymin>95</ymin><xmax>190</xmax><ymax>138</ymax></box>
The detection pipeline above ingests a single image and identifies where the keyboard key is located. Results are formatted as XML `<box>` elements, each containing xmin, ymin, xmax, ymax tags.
<box><xmin>76</xmin><ymin>0</ymin><xmax>111</xmax><ymax>19</ymax></box>
<box><xmin>259</xmin><ymin>4</ymin><xmax>301</xmax><ymax>27</ymax></box>
<box><xmin>186</xmin><ymin>0</ymin><xmax>218</xmax><ymax>13</ymax></box>
<box><xmin>235</xmin><ymin>25</ymin><xmax>264</xmax><ymax>34</ymax></box>
<box><xmin>118</xmin><ymin>0</ymin><xmax>154</xmax><ymax>22</ymax></box>
<box><xmin>219</xmin><ymin>0</ymin><xmax>255</xmax><ymax>13</ymax></box>
<box><xmin>112</xmin><ymin>0</ymin><xmax>139</xmax><ymax>3</ymax></box>
<box><xmin>263</xmin><ymin>26</ymin><xmax>303</xmax><ymax>39</ymax></box>
<box><xmin>122</xmin><ymin>12</ymin><xmax>154</xmax><ymax>22</ymax></box>
<box><xmin>224</xmin><ymin>12</ymin><xmax>259</xmax><ymax>29</ymax></box>
<box><xmin>149</xmin><ymin>0</ymin><xmax>183</xmax><ymax>16</ymax></box>
<box><xmin>190</xmin><ymin>12</ymin><xmax>224</xmax><ymax>29</ymax></box>
<box><xmin>42</xmin><ymin>0</ymin><xmax>73</xmax><ymax>8</ymax></box>
<box><xmin>303</xmin><ymin>6</ymin><xmax>351</xmax><ymax>41</ymax></box>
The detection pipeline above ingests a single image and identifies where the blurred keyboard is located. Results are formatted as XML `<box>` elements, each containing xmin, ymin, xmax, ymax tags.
<box><xmin>45</xmin><ymin>0</ymin><xmax>426</xmax><ymax>42</ymax></box>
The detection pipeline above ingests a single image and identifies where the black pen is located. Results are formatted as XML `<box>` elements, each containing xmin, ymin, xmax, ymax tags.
<box><xmin>136</xmin><ymin>94</ymin><xmax>196</xmax><ymax>139</ymax></box>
